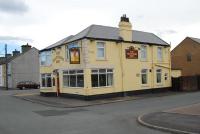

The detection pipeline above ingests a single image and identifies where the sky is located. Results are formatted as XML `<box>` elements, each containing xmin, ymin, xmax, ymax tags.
<box><xmin>0</xmin><ymin>0</ymin><xmax>200</xmax><ymax>54</ymax></box>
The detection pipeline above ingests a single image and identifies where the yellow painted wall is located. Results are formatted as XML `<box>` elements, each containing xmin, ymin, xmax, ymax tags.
<box><xmin>40</xmin><ymin>39</ymin><xmax>171</xmax><ymax>96</ymax></box>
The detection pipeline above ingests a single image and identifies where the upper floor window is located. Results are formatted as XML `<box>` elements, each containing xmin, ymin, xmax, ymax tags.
<box><xmin>157</xmin><ymin>47</ymin><xmax>163</xmax><ymax>61</ymax></box>
<box><xmin>40</xmin><ymin>51</ymin><xmax>52</xmax><ymax>66</ymax></box>
<box><xmin>156</xmin><ymin>69</ymin><xmax>162</xmax><ymax>83</ymax></box>
<box><xmin>96</xmin><ymin>42</ymin><xmax>105</xmax><ymax>59</ymax></box>
<box><xmin>65</xmin><ymin>46</ymin><xmax>70</xmax><ymax>60</ymax></box>
<box><xmin>141</xmin><ymin>69</ymin><xmax>148</xmax><ymax>84</ymax></box>
<box><xmin>140</xmin><ymin>45</ymin><xmax>147</xmax><ymax>60</ymax></box>
<box><xmin>186</xmin><ymin>53</ymin><xmax>192</xmax><ymax>62</ymax></box>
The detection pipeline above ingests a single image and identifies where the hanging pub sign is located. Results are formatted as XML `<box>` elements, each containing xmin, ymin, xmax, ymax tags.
<box><xmin>69</xmin><ymin>48</ymin><xmax>80</xmax><ymax>64</ymax></box>
<box><xmin>125</xmin><ymin>46</ymin><xmax>138</xmax><ymax>59</ymax></box>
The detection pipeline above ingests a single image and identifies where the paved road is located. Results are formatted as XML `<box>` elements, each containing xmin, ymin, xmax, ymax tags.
<box><xmin>0</xmin><ymin>89</ymin><xmax>200</xmax><ymax>134</ymax></box>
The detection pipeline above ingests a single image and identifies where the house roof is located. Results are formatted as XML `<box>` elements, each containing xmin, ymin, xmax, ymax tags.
<box><xmin>41</xmin><ymin>24</ymin><xmax>169</xmax><ymax>51</ymax></box>
<box><xmin>0</xmin><ymin>47</ymin><xmax>38</xmax><ymax>65</ymax></box>
<box><xmin>189</xmin><ymin>37</ymin><xmax>200</xmax><ymax>44</ymax></box>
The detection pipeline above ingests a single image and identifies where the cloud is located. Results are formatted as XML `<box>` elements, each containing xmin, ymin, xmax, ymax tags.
<box><xmin>0</xmin><ymin>36</ymin><xmax>33</xmax><ymax>42</ymax></box>
<box><xmin>156</xmin><ymin>30</ymin><xmax>177</xmax><ymax>37</ymax></box>
<box><xmin>0</xmin><ymin>0</ymin><xmax>28</xmax><ymax>14</ymax></box>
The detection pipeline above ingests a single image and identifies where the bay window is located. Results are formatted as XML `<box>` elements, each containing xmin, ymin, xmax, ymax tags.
<box><xmin>140</xmin><ymin>45</ymin><xmax>147</xmax><ymax>60</ymax></box>
<box><xmin>91</xmin><ymin>69</ymin><xmax>113</xmax><ymax>87</ymax></box>
<box><xmin>63</xmin><ymin>70</ymin><xmax>84</xmax><ymax>88</ymax></box>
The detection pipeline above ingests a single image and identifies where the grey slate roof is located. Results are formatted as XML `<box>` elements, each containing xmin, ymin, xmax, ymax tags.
<box><xmin>42</xmin><ymin>35</ymin><xmax>74</xmax><ymax>51</ymax></box>
<box><xmin>41</xmin><ymin>24</ymin><xmax>169</xmax><ymax>51</ymax></box>
<box><xmin>189</xmin><ymin>37</ymin><xmax>200</xmax><ymax>44</ymax></box>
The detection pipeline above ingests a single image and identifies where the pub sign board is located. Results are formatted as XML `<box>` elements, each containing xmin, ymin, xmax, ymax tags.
<box><xmin>69</xmin><ymin>48</ymin><xmax>80</xmax><ymax>64</ymax></box>
<box><xmin>125</xmin><ymin>46</ymin><xmax>138</xmax><ymax>59</ymax></box>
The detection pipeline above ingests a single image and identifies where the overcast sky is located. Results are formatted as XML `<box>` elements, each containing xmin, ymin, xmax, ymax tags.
<box><xmin>0</xmin><ymin>0</ymin><xmax>200</xmax><ymax>54</ymax></box>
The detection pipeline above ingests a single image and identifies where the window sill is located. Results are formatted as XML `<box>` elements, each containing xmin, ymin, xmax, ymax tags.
<box><xmin>92</xmin><ymin>86</ymin><xmax>113</xmax><ymax>89</ymax></box>
<box><xmin>40</xmin><ymin>87</ymin><xmax>52</xmax><ymax>89</ymax></box>
<box><xmin>140</xmin><ymin>59</ymin><xmax>148</xmax><ymax>62</ymax></box>
<box><xmin>141</xmin><ymin>84</ymin><xmax>149</xmax><ymax>88</ymax></box>
<box><xmin>96</xmin><ymin>58</ymin><xmax>107</xmax><ymax>61</ymax></box>
<box><xmin>63</xmin><ymin>86</ymin><xmax>84</xmax><ymax>89</ymax></box>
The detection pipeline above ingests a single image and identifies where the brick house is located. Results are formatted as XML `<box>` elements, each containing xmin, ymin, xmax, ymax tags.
<box><xmin>171</xmin><ymin>37</ymin><xmax>200</xmax><ymax>76</ymax></box>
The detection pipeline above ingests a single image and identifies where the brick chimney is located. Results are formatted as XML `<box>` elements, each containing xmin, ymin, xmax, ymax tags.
<box><xmin>21</xmin><ymin>43</ymin><xmax>31</xmax><ymax>53</ymax></box>
<box><xmin>118</xmin><ymin>14</ymin><xmax>132</xmax><ymax>41</ymax></box>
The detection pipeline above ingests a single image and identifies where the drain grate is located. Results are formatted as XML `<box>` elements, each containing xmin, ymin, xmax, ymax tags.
<box><xmin>34</xmin><ymin>108</ymin><xmax>88</xmax><ymax>117</ymax></box>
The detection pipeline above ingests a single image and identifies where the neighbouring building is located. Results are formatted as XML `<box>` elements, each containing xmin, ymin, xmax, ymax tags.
<box><xmin>171</xmin><ymin>37</ymin><xmax>200</xmax><ymax>76</ymax></box>
<box><xmin>40</xmin><ymin>15</ymin><xmax>171</xmax><ymax>100</ymax></box>
<box><xmin>0</xmin><ymin>44</ymin><xmax>39</xmax><ymax>88</ymax></box>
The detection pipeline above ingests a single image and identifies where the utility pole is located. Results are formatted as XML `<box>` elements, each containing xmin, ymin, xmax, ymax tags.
<box><xmin>5</xmin><ymin>44</ymin><xmax>8</xmax><ymax>90</ymax></box>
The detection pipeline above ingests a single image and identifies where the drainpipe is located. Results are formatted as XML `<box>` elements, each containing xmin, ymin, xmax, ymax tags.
<box><xmin>119</xmin><ymin>42</ymin><xmax>125</xmax><ymax>96</ymax></box>
<box><xmin>151</xmin><ymin>45</ymin><xmax>154</xmax><ymax>89</ymax></box>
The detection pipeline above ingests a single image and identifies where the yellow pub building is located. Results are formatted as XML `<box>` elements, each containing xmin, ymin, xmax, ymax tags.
<box><xmin>40</xmin><ymin>15</ymin><xmax>171</xmax><ymax>100</ymax></box>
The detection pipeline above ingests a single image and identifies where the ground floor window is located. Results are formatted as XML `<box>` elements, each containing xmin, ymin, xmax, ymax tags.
<box><xmin>91</xmin><ymin>69</ymin><xmax>113</xmax><ymax>87</ymax></box>
<box><xmin>41</xmin><ymin>74</ymin><xmax>52</xmax><ymax>87</ymax></box>
<box><xmin>156</xmin><ymin>69</ymin><xmax>162</xmax><ymax>83</ymax></box>
<box><xmin>141</xmin><ymin>69</ymin><xmax>148</xmax><ymax>84</ymax></box>
<box><xmin>63</xmin><ymin>70</ymin><xmax>84</xmax><ymax>88</ymax></box>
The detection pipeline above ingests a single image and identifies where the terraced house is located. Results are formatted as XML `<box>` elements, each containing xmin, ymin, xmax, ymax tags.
<box><xmin>40</xmin><ymin>15</ymin><xmax>171</xmax><ymax>100</ymax></box>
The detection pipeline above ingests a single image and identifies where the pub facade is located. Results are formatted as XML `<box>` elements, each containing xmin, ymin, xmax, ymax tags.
<box><xmin>40</xmin><ymin>15</ymin><xmax>171</xmax><ymax>100</ymax></box>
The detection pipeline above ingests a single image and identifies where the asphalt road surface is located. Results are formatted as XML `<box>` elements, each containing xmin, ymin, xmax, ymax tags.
<box><xmin>0</xmin><ymin>89</ymin><xmax>200</xmax><ymax>134</ymax></box>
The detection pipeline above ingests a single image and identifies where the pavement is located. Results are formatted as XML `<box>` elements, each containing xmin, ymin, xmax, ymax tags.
<box><xmin>13</xmin><ymin>90</ymin><xmax>183</xmax><ymax>108</ymax></box>
<box><xmin>138</xmin><ymin>103</ymin><xmax>200</xmax><ymax>134</ymax></box>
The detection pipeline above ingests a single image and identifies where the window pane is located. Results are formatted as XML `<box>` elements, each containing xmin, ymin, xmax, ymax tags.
<box><xmin>107</xmin><ymin>73</ymin><xmax>113</xmax><ymax>86</ymax></box>
<box><xmin>142</xmin><ymin>74</ymin><xmax>147</xmax><ymax>84</ymax></box>
<box><xmin>42</xmin><ymin>77</ymin><xmax>46</xmax><ymax>87</ymax></box>
<box><xmin>77</xmin><ymin>75</ymin><xmax>84</xmax><ymax>87</ymax></box>
<box><xmin>107</xmin><ymin>69</ymin><xmax>113</xmax><ymax>72</ymax></box>
<box><xmin>99</xmin><ymin>74</ymin><xmax>106</xmax><ymax>86</ymax></box>
<box><xmin>63</xmin><ymin>75</ymin><xmax>69</xmax><ymax>87</ymax></box>
<box><xmin>157</xmin><ymin>47</ymin><xmax>162</xmax><ymax>61</ymax></box>
<box><xmin>92</xmin><ymin>70</ymin><xmax>98</xmax><ymax>73</ymax></box>
<box><xmin>97</xmin><ymin>48</ymin><xmax>104</xmax><ymax>58</ymax></box>
<box><xmin>77</xmin><ymin>70</ymin><xmax>83</xmax><ymax>74</ymax></box>
<box><xmin>63</xmin><ymin>71</ymin><xmax>68</xmax><ymax>74</ymax></box>
<box><xmin>46</xmin><ymin>77</ymin><xmax>52</xmax><ymax>87</ymax></box>
<box><xmin>99</xmin><ymin>69</ymin><xmax>106</xmax><ymax>73</ymax></box>
<box><xmin>97</xmin><ymin>42</ymin><xmax>104</xmax><ymax>48</ymax></box>
<box><xmin>69</xmin><ymin>75</ymin><xmax>76</xmax><ymax>87</ymax></box>
<box><xmin>69</xmin><ymin>70</ymin><xmax>76</xmax><ymax>74</ymax></box>
<box><xmin>141</xmin><ymin>46</ymin><xmax>147</xmax><ymax>60</ymax></box>
<box><xmin>91</xmin><ymin>74</ymin><xmax>98</xmax><ymax>87</ymax></box>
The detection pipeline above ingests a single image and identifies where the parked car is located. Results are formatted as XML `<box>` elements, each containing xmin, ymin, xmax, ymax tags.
<box><xmin>17</xmin><ymin>81</ymin><xmax>40</xmax><ymax>89</ymax></box>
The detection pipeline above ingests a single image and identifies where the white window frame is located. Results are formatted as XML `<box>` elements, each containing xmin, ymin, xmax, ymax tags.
<box><xmin>96</xmin><ymin>42</ymin><xmax>105</xmax><ymax>60</ymax></box>
<box><xmin>40</xmin><ymin>51</ymin><xmax>52</xmax><ymax>66</ymax></box>
<box><xmin>65</xmin><ymin>45</ymin><xmax>70</xmax><ymax>61</ymax></box>
<box><xmin>157</xmin><ymin>47</ymin><xmax>163</xmax><ymax>62</ymax></box>
<box><xmin>91</xmin><ymin>69</ymin><xmax>113</xmax><ymax>88</ymax></box>
<box><xmin>141</xmin><ymin>69</ymin><xmax>148</xmax><ymax>85</ymax></box>
<box><xmin>156</xmin><ymin>69</ymin><xmax>162</xmax><ymax>83</ymax></box>
<box><xmin>140</xmin><ymin>45</ymin><xmax>147</xmax><ymax>61</ymax></box>
<box><xmin>41</xmin><ymin>73</ymin><xmax>52</xmax><ymax>88</ymax></box>
<box><xmin>63</xmin><ymin>69</ymin><xmax>84</xmax><ymax>88</ymax></box>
